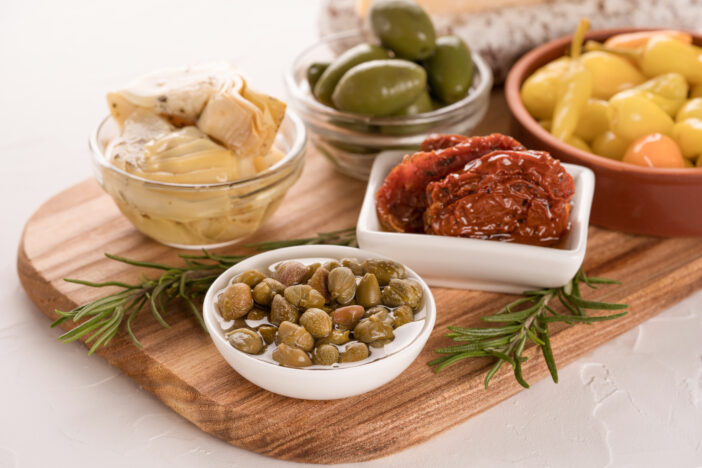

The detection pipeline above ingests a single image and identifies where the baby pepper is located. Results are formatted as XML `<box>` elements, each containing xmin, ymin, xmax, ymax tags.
<box><xmin>579</xmin><ymin>51</ymin><xmax>645</xmax><ymax>99</ymax></box>
<box><xmin>604</xmin><ymin>30</ymin><xmax>691</xmax><ymax>49</ymax></box>
<box><xmin>520</xmin><ymin>57</ymin><xmax>571</xmax><ymax>120</ymax></box>
<box><xmin>672</xmin><ymin>118</ymin><xmax>702</xmax><ymax>159</ymax></box>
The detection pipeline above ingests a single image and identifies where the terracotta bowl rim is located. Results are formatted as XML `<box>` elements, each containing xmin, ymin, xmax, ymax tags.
<box><xmin>505</xmin><ymin>26</ymin><xmax>702</xmax><ymax>181</ymax></box>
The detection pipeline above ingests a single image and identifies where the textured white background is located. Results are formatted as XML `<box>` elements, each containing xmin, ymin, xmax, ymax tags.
<box><xmin>1</xmin><ymin>1</ymin><xmax>701</xmax><ymax>467</ymax></box>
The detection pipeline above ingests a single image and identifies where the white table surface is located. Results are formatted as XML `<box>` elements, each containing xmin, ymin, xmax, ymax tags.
<box><xmin>1</xmin><ymin>1</ymin><xmax>701</xmax><ymax>467</ymax></box>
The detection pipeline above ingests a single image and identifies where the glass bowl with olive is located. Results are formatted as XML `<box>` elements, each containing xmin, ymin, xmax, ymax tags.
<box><xmin>203</xmin><ymin>245</ymin><xmax>436</xmax><ymax>400</ymax></box>
<box><xmin>284</xmin><ymin>0</ymin><xmax>493</xmax><ymax>180</ymax></box>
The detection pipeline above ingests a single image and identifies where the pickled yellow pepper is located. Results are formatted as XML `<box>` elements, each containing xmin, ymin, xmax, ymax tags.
<box><xmin>551</xmin><ymin>19</ymin><xmax>592</xmax><ymax>142</ymax></box>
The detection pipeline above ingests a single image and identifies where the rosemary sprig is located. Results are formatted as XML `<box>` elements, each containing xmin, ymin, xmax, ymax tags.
<box><xmin>429</xmin><ymin>269</ymin><xmax>628</xmax><ymax>389</ymax></box>
<box><xmin>51</xmin><ymin>227</ymin><xmax>357</xmax><ymax>354</ymax></box>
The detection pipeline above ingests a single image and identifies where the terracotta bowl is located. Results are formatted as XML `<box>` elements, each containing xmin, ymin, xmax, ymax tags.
<box><xmin>505</xmin><ymin>28</ymin><xmax>702</xmax><ymax>237</ymax></box>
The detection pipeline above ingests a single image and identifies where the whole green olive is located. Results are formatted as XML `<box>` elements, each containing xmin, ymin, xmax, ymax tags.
<box><xmin>270</xmin><ymin>294</ymin><xmax>300</xmax><ymax>325</ymax></box>
<box><xmin>277</xmin><ymin>321</ymin><xmax>315</xmax><ymax>351</ymax></box>
<box><xmin>235</xmin><ymin>270</ymin><xmax>267</xmax><ymax>287</ymax></box>
<box><xmin>246</xmin><ymin>307</ymin><xmax>268</xmax><ymax>322</ymax></box>
<box><xmin>284</xmin><ymin>284</ymin><xmax>326</xmax><ymax>309</ymax></box>
<box><xmin>369</xmin><ymin>0</ymin><xmax>436</xmax><ymax>60</ymax></box>
<box><xmin>299</xmin><ymin>308</ymin><xmax>333</xmax><ymax>338</ymax></box>
<box><xmin>228</xmin><ymin>328</ymin><xmax>263</xmax><ymax>354</ymax></box>
<box><xmin>331</xmin><ymin>305</ymin><xmax>365</xmax><ymax>329</ymax></box>
<box><xmin>307</xmin><ymin>62</ymin><xmax>329</xmax><ymax>90</ymax></box>
<box><xmin>380</xmin><ymin>90</ymin><xmax>435</xmax><ymax>136</ymax></box>
<box><xmin>353</xmin><ymin>314</ymin><xmax>395</xmax><ymax>345</ymax></box>
<box><xmin>361</xmin><ymin>259</ymin><xmax>406</xmax><ymax>286</ymax></box>
<box><xmin>275</xmin><ymin>261</ymin><xmax>309</xmax><ymax>286</ymax></box>
<box><xmin>252</xmin><ymin>278</ymin><xmax>285</xmax><ymax>306</ymax></box>
<box><xmin>339</xmin><ymin>342</ymin><xmax>370</xmax><ymax>363</ymax></box>
<box><xmin>257</xmin><ymin>324</ymin><xmax>277</xmax><ymax>344</ymax></box>
<box><xmin>312</xmin><ymin>344</ymin><xmax>340</xmax><ymax>366</ymax></box>
<box><xmin>381</xmin><ymin>278</ymin><xmax>423</xmax><ymax>309</ymax></box>
<box><xmin>356</xmin><ymin>273</ymin><xmax>381</xmax><ymax>308</ymax></box>
<box><xmin>272</xmin><ymin>343</ymin><xmax>312</xmax><ymax>368</ymax></box>
<box><xmin>316</xmin><ymin>329</ymin><xmax>351</xmax><ymax>346</ymax></box>
<box><xmin>331</xmin><ymin>60</ymin><xmax>427</xmax><ymax>116</ymax></box>
<box><xmin>423</xmin><ymin>35</ymin><xmax>474</xmax><ymax>104</ymax></box>
<box><xmin>340</xmin><ymin>258</ymin><xmax>364</xmax><ymax>275</ymax></box>
<box><xmin>393</xmin><ymin>305</ymin><xmax>414</xmax><ymax>328</ymax></box>
<box><xmin>218</xmin><ymin>283</ymin><xmax>254</xmax><ymax>320</ymax></box>
<box><xmin>314</xmin><ymin>43</ymin><xmax>391</xmax><ymax>105</ymax></box>
<box><xmin>328</xmin><ymin>267</ymin><xmax>357</xmax><ymax>305</ymax></box>
<box><xmin>307</xmin><ymin>266</ymin><xmax>330</xmax><ymax>302</ymax></box>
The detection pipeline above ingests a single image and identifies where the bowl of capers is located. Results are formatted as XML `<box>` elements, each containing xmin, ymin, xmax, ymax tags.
<box><xmin>203</xmin><ymin>245</ymin><xmax>436</xmax><ymax>400</ymax></box>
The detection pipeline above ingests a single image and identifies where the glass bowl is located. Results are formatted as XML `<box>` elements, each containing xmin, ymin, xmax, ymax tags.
<box><xmin>284</xmin><ymin>31</ymin><xmax>493</xmax><ymax>180</ymax></box>
<box><xmin>89</xmin><ymin>111</ymin><xmax>307</xmax><ymax>249</ymax></box>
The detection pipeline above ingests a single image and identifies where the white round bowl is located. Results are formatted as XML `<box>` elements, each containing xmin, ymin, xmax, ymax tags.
<box><xmin>203</xmin><ymin>245</ymin><xmax>436</xmax><ymax>400</ymax></box>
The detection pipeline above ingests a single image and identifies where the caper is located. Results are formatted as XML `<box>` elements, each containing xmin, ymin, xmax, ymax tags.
<box><xmin>299</xmin><ymin>308</ymin><xmax>333</xmax><ymax>338</ymax></box>
<box><xmin>277</xmin><ymin>321</ymin><xmax>315</xmax><ymax>351</ymax></box>
<box><xmin>257</xmin><ymin>324</ymin><xmax>277</xmax><ymax>344</ymax></box>
<box><xmin>306</xmin><ymin>62</ymin><xmax>329</xmax><ymax>90</ymax></box>
<box><xmin>235</xmin><ymin>270</ymin><xmax>267</xmax><ymax>287</ymax></box>
<box><xmin>369</xmin><ymin>0</ymin><xmax>436</xmax><ymax>60</ymax></box>
<box><xmin>340</xmin><ymin>258</ymin><xmax>364</xmax><ymax>275</ymax></box>
<box><xmin>423</xmin><ymin>35</ymin><xmax>474</xmax><ymax>104</ymax></box>
<box><xmin>353</xmin><ymin>314</ymin><xmax>395</xmax><ymax>345</ymax></box>
<box><xmin>362</xmin><ymin>259</ymin><xmax>405</xmax><ymax>285</ymax></box>
<box><xmin>314</xmin><ymin>43</ymin><xmax>391</xmax><ymax>105</ymax></box>
<box><xmin>246</xmin><ymin>307</ymin><xmax>268</xmax><ymax>322</ymax></box>
<box><xmin>313</xmin><ymin>344</ymin><xmax>339</xmax><ymax>365</ymax></box>
<box><xmin>307</xmin><ymin>266</ymin><xmax>330</xmax><ymax>302</ymax></box>
<box><xmin>217</xmin><ymin>283</ymin><xmax>253</xmax><ymax>320</ymax></box>
<box><xmin>331</xmin><ymin>60</ymin><xmax>427</xmax><ymax>116</ymax></box>
<box><xmin>393</xmin><ymin>305</ymin><xmax>414</xmax><ymax>328</ymax></box>
<box><xmin>328</xmin><ymin>267</ymin><xmax>357</xmax><ymax>304</ymax></box>
<box><xmin>316</xmin><ymin>329</ymin><xmax>351</xmax><ymax>346</ymax></box>
<box><xmin>339</xmin><ymin>342</ymin><xmax>369</xmax><ymax>363</ymax></box>
<box><xmin>356</xmin><ymin>273</ymin><xmax>381</xmax><ymax>308</ymax></box>
<box><xmin>275</xmin><ymin>260</ymin><xmax>309</xmax><ymax>286</ymax></box>
<box><xmin>331</xmin><ymin>305</ymin><xmax>364</xmax><ymax>329</ymax></box>
<box><xmin>252</xmin><ymin>278</ymin><xmax>285</xmax><ymax>306</ymax></box>
<box><xmin>284</xmin><ymin>284</ymin><xmax>326</xmax><ymax>309</ymax></box>
<box><xmin>227</xmin><ymin>328</ymin><xmax>263</xmax><ymax>354</ymax></box>
<box><xmin>381</xmin><ymin>278</ymin><xmax>423</xmax><ymax>309</ymax></box>
<box><xmin>272</xmin><ymin>343</ymin><xmax>312</xmax><ymax>368</ymax></box>
<box><xmin>270</xmin><ymin>294</ymin><xmax>300</xmax><ymax>325</ymax></box>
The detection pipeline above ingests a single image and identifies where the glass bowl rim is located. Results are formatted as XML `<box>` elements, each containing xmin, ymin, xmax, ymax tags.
<box><xmin>89</xmin><ymin>110</ymin><xmax>308</xmax><ymax>190</ymax></box>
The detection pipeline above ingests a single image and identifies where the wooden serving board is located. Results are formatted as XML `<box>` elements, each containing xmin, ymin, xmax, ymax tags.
<box><xmin>17</xmin><ymin>92</ymin><xmax>702</xmax><ymax>464</ymax></box>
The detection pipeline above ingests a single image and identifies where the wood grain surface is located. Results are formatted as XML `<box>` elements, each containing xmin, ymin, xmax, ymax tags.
<box><xmin>17</xmin><ymin>92</ymin><xmax>702</xmax><ymax>463</ymax></box>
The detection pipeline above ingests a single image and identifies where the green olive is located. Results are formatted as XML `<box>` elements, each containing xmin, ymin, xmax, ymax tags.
<box><xmin>273</xmin><ymin>343</ymin><xmax>312</xmax><ymax>368</ymax></box>
<box><xmin>307</xmin><ymin>266</ymin><xmax>330</xmax><ymax>302</ymax></box>
<box><xmin>353</xmin><ymin>314</ymin><xmax>395</xmax><ymax>345</ymax></box>
<box><xmin>339</xmin><ymin>342</ymin><xmax>370</xmax><ymax>363</ymax></box>
<box><xmin>275</xmin><ymin>261</ymin><xmax>309</xmax><ymax>286</ymax></box>
<box><xmin>277</xmin><ymin>321</ymin><xmax>315</xmax><ymax>351</ymax></box>
<box><xmin>316</xmin><ymin>329</ymin><xmax>351</xmax><ymax>346</ymax></box>
<box><xmin>369</xmin><ymin>0</ymin><xmax>436</xmax><ymax>60</ymax></box>
<box><xmin>356</xmin><ymin>273</ymin><xmax>381</xmax><ymax>308</ymax></box>
<box><xmin>270</xmin><ymin>294</ymin><xmax>300</xmax><ymax>325</ymax></box>
<box><xmin>381</xmin><ymin>278</ymin><xmax>423</xmax><ymax>309</ymax></box>
<box><xmin>331</xmin><ymin>305</ymin><xmax>365</xmax><ymax>329</ymax></box>
<box><xmin>257</xmin><ymin>324</ymin><xmax>277</xmax><ymax>344</ymax></box>
<box><xmin>284</xmin><ymin>284</ymin><xmax>326</xmax><ymax>309</ymax></box>
<box><xmin>328</xmin><ymin>267</ymin><xmax>357</xmax><ymax>305</ymax></box>
<box><xmin>235</xmin><ymin>270</ymin><xmax>267</xmax><ymax>287</ymax></box>
<box><xmin>246</xmin><ymin>307</ymin><xmax>268</xmax><ymax>322</ymax></box>
<box><xmin>252</xmin><ymin>278</ymin><xmax>285</xmax><ymax>306</ymax></box>
<box><xmin>312</xmin><ymin>344</ymin><xmax>339</xmax><ymax>366</ymax></box>
<box><xmin>217</xmin><ymin>283</ymin><xmax>253</xmax><ymax>320</ymax></box>
<box><xmin>362</xmin><ymin>259</ymin><xmax>406</xmax><ymax>286</ymax></box>
<box><xmin>306</xmin><ymin>62</ymin><xmax>329</xmax><ymax>90</ymax></box>
<box><xmin>331</xmin><ymin>60</ymin><xmax>427</xmax><ymax>116</ymax></box>
<box><xmin>379</xmin><ymin>90</ymin><xmax>435</xmax><ymax>136</ymax></box>
<box><xmin>299</xmin><ymin>308</ymin><xmax>333</xmax><ymax>338</ymax></box>
<box><xmin>423</xmin><ymin>35</ymin><xmax>474</xmax><ymax>104</ymax></box>
<box><xmin>393</xmin><ymin>305</ymin><xmax>414</xmax><ymax>328</ymax></box>
<box><xmin>227</xmin><ymin>328</ymin><xmax>263</xmax><ymax>354</ymax></box>
<box><xmin>314</xmin><ymin>43</ymin><xmax>391</xmax><ymax>105</ymax></box>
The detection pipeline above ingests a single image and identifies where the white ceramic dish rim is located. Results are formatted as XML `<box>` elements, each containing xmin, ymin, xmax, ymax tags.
<box><xmin>357</xmin><ymin>150</ymin><xmax>594</xmax><ymax>260</ymax></box>
<box><xmin>203</xmin><ymin>245</ymin><xmax>437</xmax><ymax>378</ymax></box>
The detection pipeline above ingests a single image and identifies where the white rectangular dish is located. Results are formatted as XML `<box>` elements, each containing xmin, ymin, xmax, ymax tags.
<box><xmin>356</xmin><ymin>150</ymin><xmax>595</xmax><ymax>294</ymax></box>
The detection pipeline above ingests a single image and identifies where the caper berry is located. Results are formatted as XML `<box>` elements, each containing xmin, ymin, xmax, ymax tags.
<box><xmin>341</xmin><ymin>257</ymin><xmax>364</xmax><ymax>275</ymax></box>
<box><xmin>340</xmin><ymin>342</ymin><xmax>370</xmax><ymax>363</ymax></box>
<box><xmin>252</xmin><ymin>278</ymin><xmax>285</xmax><ymax>306</ymax></box>
<box><xmin>356</xmin><ymin>273</ymin><xmax>381</xmax><ymax>308</ymax></box>
<box><xmin>273</xmin><ymin>343</ymin><xmax>312</xmax><ymax>368</ymax></box>
<box><xmin>381</xmin><ymin>278</ymin><xmax>423</xmax><ymax>309</ymax></box>
<box><xmin>246</xmin><ymin>307</ymin><xmax>268</xmax><ymax>322</ymax></box>
<box><xmin>393</xmin><ymin>305</ymin><xmax>414</xmax><ymax>328</ymax></box>
<box><xmin>331</xmin><ymin>305</ymin><xmax>364</xmax><ymax>329</ymax></box>
<box><xmin>257</xmin><ymin>324</ymin><xmax>277</xmax><ymax>344</ymax></box>
<box><xmin>316</xmin><ymin>329</ymin><xmax>351</xmax><ymax>346</ymax></box>
<box><xmin>362</xmin><ymin>259</ymin><xmax>405</xmax><ymax>285</ymax></box>
<box><xmin>228</xmin><ymin>328</ymin><xmax>263</xmax><ymax>354</ymax></box>
<box><xmin>277</xmin><ymin>321</ymin><xmax>315</xmax><ymax>352</ymax></box>
<box><xmin>284</xmin><ymin>284</ymin><xmax>326</xmax><ymax>309</ymax></box>
<box><xmin>307</xmin><ymin>266</ymin><xmax>330</xmax><ymax>302</ymax></box>
<box><xmin>299</xmin><ymin>308</ymin><xmax>333</xmax><ymax>338</ymax></box>
<box><xmin>235</xmin><ymin>270</ymin><xmax>267</xmax><ymax>287</ymax></box>
<box><xmin>218</xmin><ymin>283</ymin><xmax>254</xmax><ymax>320</ymax></box>
<box><xmin>353</xmin><ymin>313</ymin><xmax>395</xmax><ymax>345</ymax></box>
<box><xmin>275</xmin><ymin>261</ymin><xmax>309</xmax><ymax>286</ymax></box>
<box><xmin>270</xmin><ymin>294</ymin><xmax>300</xmax><ymax>325</ymax></box>
<box><xmin>313</xmin><ymin>344</ymin><xmax>339</xmax><ymax>365</ymax></box>
<box><xmin>328</xmin><ymin>267</ymin><xmax>357</xmax><ymax>304</ymax></box>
